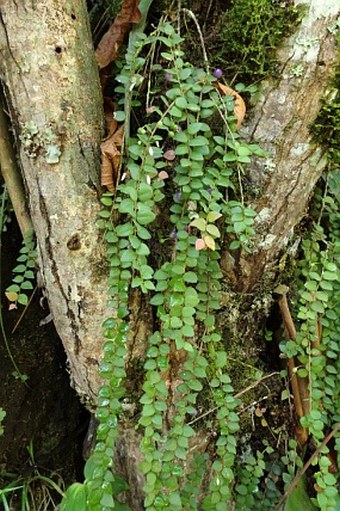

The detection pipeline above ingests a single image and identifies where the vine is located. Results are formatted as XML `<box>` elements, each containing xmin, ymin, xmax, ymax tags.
<box><xmin>279</xmin><ymin>170</ymin><xmax>340</xmax><ymax>511</ymax></box>
<box><xmin>76</xmin><ymin>17</ymin><xmax>268</xmax><ymax>511</ymax></box>
<box><xmin>63</xmin><ymin>11</ymin><xmax>339</xmax><ymax>511</ymax></box>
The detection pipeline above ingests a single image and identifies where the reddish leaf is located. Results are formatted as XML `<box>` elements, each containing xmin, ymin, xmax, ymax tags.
<box><xmin>163</xmin><ymin>149</ymin><xmax>175</xmax><ymax>161</ymax></box>
<box><xmin>195</xmin><ymin>238</ymin><xmax>206</xmax><ymax>251</ymax></box>
<box><xmin>95</xmin><ymin>0</ymin><xmax>141</xmax><ymax>69</ymax></box>
<box><xmin>214</xmin><ymin>82</ymin><xmax>246</xmax><ymax>129</ymax></box>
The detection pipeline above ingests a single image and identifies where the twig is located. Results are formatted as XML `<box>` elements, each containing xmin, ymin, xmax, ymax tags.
<box><xmin>182</xmin><ymin>8</ymin><xmax>210</xmax><ymax>73</ymax></box>
<box><xmin>0</xmin><ymin>91</ymin><xmax>33</xmax><ymax>236</ymax></box>
<box><xmin>11</xmin><ymin>285</ymin><xmax>37</xmax><ymax>334</ymax></box>
<box><xmin>188</xmin><ymin>372</ymin><xmax>279</xmax><ymax>426</ymax></box>
<box><xmin>279</xmin><ymin>294</ymin><xmax>309</xmax><ymax>442</ymax></box>
<box><xmin>235</xmin><ymin>371</ymin><xmax>279</xmax><ymax>399</ymax></box>
<box><xmin>278</xmin><ymin>294</ymin><xmax>296</xmax><ymax>340</ymax></box>
<box><xmin>274</xmin><ymin>423</ymin><xmax>340</xmax><ymax>511</ymax></box>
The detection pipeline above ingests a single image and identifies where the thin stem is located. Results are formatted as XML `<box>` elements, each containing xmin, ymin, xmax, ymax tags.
<box><xmin>182</xmin><ymin>8</ymin><xmax>209</xmax><ymax>73</ymax></box>
<box><xmin>274</xmin><ymin>423</ymin><xmax>340</xmax><ymax>511</ymax></box>
<box><xmin>0</xmin><ymin>186</ymin><xmax>27</xmax><ymax>382</ymax></box>
<box><xmin>11</xmin><ymin>285</ymin><xmax>37</xmax><ymax>334</ymax></box>
<box><xmin>0</xmin><ymin>91</ymin><xmax>33</xmax><ymax>236</ymax></box>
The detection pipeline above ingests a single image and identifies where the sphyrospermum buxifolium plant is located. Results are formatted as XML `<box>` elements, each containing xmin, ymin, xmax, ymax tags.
<box><xmin>6</xmin><ymin>228</ymin><xmax>36</xmax><ymax>307</ymax></box>
<box><xmin>280</xmin><ymin>169</ymin><xmax>340</xmax><ymax>511</ymax></box>
<box><xmin>80</xmin><ymin>19</ymin><xmax>283</xmax><ymax>511</ymax></box>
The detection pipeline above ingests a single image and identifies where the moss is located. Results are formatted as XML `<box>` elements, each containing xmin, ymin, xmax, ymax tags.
<box><xmin>209</xmin><ymin>0</ymin><xmax>302</xmax><ymax>84</ymax></box>
<box><xmin>310</xmin><ymin>89</ymin><xmax>340</xmax><ymax>165</ymax></box>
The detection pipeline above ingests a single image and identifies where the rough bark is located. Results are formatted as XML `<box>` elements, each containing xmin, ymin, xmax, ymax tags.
<box><xmin>226</xmin><ymin>0</ymin><xmax>339</xmax><ymax>292</ymax></box>
<box><xmin>0</xmin><ymin>0</ymin><xmax>107</xmax><ymax>403</ymax></box>
<box><xmin>113</xmin><ymin>2</ymin><xmax>340</xmax><ymax>505</ymax></box>
<box><xmin>0</xmin><ymin>3</ymin><xmax>339</xmax><ymax>497</ymax></box>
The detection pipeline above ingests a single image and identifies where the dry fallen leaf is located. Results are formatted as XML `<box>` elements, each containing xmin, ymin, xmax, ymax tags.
<box><xmin>101</xmin><ymin>124</ymin><xmax>124</xmax><ymax>192</ymax></box>
<box><xmin>214</xmin><ymin>82</ymin><xmax>246</xmax><ymax>129</ymax></box>
<box><xmin>103</xmin><ymin>97</ymin><xmax>118</xmax><ymax>140</ymax></box>
<box><xmin>95</xmin><ymin>0</ymin><xmax>141</xmax><ymax>69</ymax></box>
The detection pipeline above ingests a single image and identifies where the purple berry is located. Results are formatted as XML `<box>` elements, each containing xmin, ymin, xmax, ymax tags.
<box><xmin>213</xmin><ymin>68</ymin><xmax>223</xmax><ymax>79</ymax></box>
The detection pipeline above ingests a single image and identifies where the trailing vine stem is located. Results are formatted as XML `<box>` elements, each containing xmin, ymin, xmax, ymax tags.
<box><xmin>78</xmin><ymin>15</ymin><xmax>339</xmax><ymax>511</ymax></box>
<box><xmin>84</xmin><ymin>18</ymin><xmax>265</xmax><ymax>511</ymax></box>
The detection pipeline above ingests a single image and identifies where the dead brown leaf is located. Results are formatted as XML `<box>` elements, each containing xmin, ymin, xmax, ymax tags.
<box><xmin>101</xmin><ymin>124</ymin><xmax>124</xmax><ymax>192</ymax></box>
<box><xmin>214</xmin><ymin>82</ymin><xmax>246</xmax><ymax>129</ymax></box>
<box><xmin>95</xmin><ymin>0</ymin><xmax>141</xmax><ymax>69</ymax></box>
<box><xmin>103</xmin><ymin>97</ymin><xmax>118</xmax><ymax>140</ymax></box>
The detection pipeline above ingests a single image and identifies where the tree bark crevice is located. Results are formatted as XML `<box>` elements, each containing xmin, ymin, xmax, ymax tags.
<box><xmin>234</xmin><ymin>1</ymin><xmax>338</xmax><ymax>292</ymax></box>
<box><xmin>0</xmin><ymin>0</ymin><xmax>108</xmax><ymax>403</ymax></box>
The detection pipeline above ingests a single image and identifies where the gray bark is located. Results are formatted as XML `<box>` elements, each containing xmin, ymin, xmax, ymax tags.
<box><xmin>0</xmin><ymin>0</ymin><xmax>338</xmax><ymax>436</ymax></box>
<box><xmin>228</xmin><ymin>0</ymin><xmax>340</xmax><ymax>292</ymax></box>
<box><xmin>0</xmin><ymin>0</ymin><xmax>107</xmax><ymax>403</ymax></box>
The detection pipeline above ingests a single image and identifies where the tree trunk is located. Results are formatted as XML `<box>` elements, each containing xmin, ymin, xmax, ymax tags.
<box><xmin>226</xmin><ymin>0</ymin><xmax>339</xmax><ymax>292</ymax></box>
<box><xmin>0</xmin><ymin>0</ymin><xmax>339</xmax><ymax>508</ymax></box>
<box><xmin>0</xmin><ymin>0</ymin><xmax>107</xmax><ymax>403</ymax></box>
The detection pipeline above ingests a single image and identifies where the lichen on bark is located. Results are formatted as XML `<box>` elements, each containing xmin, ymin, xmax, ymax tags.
<box><xmin>0</xmin><ymin>0</ymin><xmax>107</xmax><ymax>403</ymax></box>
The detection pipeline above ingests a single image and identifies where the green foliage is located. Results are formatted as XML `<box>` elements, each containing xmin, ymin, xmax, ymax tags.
<box><xmin>83</xmin><ymin>17</ymin><xmax>269</xmax><ymax>511</ymax></box>
<box><xmin>0</xmin><ymin>186</ymin><xmax>28</xmax><ymax>381</ymax></box>
<box><xmin>280</xmin><ymin>169</ymin><xmax>340</xmax><ymax>510</ymax></box>
<box><xmin>0</xmin><ymin>185</ymin><xmax>13</xmax><ymax>233</ymax></box>
<box><xmin>284</xmin><ymin>475</ymin><xmax>318</xmax><ymax>511</ymax></box>
<box><xmin>6</xmin><ymin>228</ymin><xmax>36</xmax><ymax>307</ymax></box>
<box><xmin>0</xmin><ymin>442</ymin><xmax>65</xmax><ymax>511</ymax></box>
<box><xmin>234</xmin><ymin>450</ymin><xmax>267</xmax><ymax>510</ymax></box>
<box><xmin>60</xmin><ymin>472</ymin><xmax>130</xmax><ymax>511</ymax></box>
<box><xmin>0</xmin><ymin>407</ymin><xmax>5</xmax><ymax>436</ymax></box>
<box><xmin>82</xmin><ymin>10</ymin><xmax>339</xmax><ymax>511</ymax></box>
<box><xmin>311</xmin><ymin>88</ymin><xmax>340</xmax><ymax>165</ymax></box>
<box><xmin>210</xmin><ymin>0</ymin><xmax>302</xmax><ymax>83</ymax></box>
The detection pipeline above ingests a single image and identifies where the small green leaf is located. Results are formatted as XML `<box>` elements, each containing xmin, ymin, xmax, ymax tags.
<box><xmin>229</xmin><ymin>240</ymin><xmax>241</xmax><ymax>250</ymax></box>
<box><xmin>189</xmin><ymin>136</ymin><xmax>209</xmax><ymax>147</ymax></box>
<box><xmin>206</xmin><ymin>224</ymin><xmax>221</xmax><ymax>238</ymax></box>
<box><xmin>17</xmin><ymin>294</ymin><xmax>29</xmax><ymax>306</ymax></box>
<box><xmin>101</xmin><ymin>196</ymin><xmax>113</xmax><ymax>207</ymax></box>
<box><xmin>322</xmin><ymin>271</ymin><xmax>338</xmax><ymax>281</ymax></box>
<box><xmin>21</xmin><ymin>281</ymin><xmax>34</xmax><ymax>290</ymax></box>
<box><xmin>114</xmin><ymin>110</ymin><xmax>125</xmax><ymax>122</ymax></box>
<box><xmin>207</xmin><ymin>211</ymin><xmax>222</xmax><ymax>222</ymax></box>
<box><xmin>183</xmin><ymin>271</ymin><xmax>197</xmax><ymax>283</ymax></box>
<box><xmin>190</xmin><ymin>218</ymin><xmax>207</xmax><ymax>231</ymax></box>
<box><xmin>169</xmin><ymin>105</ymin><xmax>183</xmax><ymax>118</ymax></box>
<box><xmin>175</xmin><ymin>97</ymin><xmax>188</xmax><ymax>109</ymax></box>
<box><xmin>136</xmin><ymin>224</ymin><xmax>152</xmax><ymax>240</ymax></box>
<box><xmin>116</xmin><ymin>223</ymin><xmax>134</xmax><ymax>237</ymax></box>
<box><xmin>136</xmin><ymin>205</ymin><xmax>156</xmax><ymax>225</ymax></box>
<box><xmin>6</xmin><ymin>284</ymin><xmax>20</xmax><ymax>293</ymax></box>
<box><xmin>187</xmin><ymin>122</ymin><xmax>210</xmax><ymax>134</ymax></box>
<box><xmin>13</xmin><ymin>264</ymin><xmax>26</xmax><ymax>273</ymax></box>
